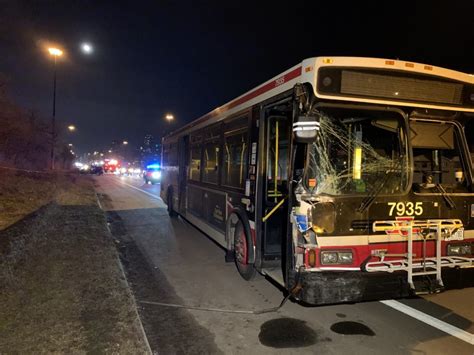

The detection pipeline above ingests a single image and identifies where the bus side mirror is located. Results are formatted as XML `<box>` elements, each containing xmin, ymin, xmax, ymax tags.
<box><xmin>293</xmin><ymin>115</ymin><xmax>320</xmax><ymax>143</ymax></box>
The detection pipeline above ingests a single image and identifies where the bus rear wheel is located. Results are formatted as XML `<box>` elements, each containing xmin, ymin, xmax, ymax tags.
<box><xmin>167</xmin><ymin>191</ymin><xmax>177</xmax><ymax>217</ymax></box>
<box><xmin>234</xmin><ymin>221</ymin><xmax>256</xmax><ymax>280</ymax></box>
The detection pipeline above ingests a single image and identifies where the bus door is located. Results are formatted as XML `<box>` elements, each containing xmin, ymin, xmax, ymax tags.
<box><xmin>262</xmin><ymin>115</ymin><xmax>290</xmax><ymax>262</ymax></box>
<box><xmin>178</xmin><ymin>135</ymin><xmax>189</xmax><ymax>214</ymax></box>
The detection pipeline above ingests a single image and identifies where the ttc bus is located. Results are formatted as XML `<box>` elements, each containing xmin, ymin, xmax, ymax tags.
<box><xmin>161</xmin><ymin>57</ymin><xmax>474</xmax><ymax>305</ymax></box>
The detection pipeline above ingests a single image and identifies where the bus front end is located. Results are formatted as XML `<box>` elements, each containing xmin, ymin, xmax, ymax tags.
<box><xmin>289</xmin><ymin>58</ymin><xmax>474</xmax><ymax>305</ymax></box>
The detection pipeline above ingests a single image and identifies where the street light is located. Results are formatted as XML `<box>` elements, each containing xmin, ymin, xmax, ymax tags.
<box><xmin>123</xmin><ymin>140</ymin><xmax>129</xmax><ymax>145</ymax></box>
<box><xmin>68</xmin><ymin>125</ymin><xmax>76</xmax><ymax>132</ymax></box>
<box><xmin>165</xmin><ymin>113</ymin><xmax>174</xmax><ymax>121</ymax></box>
<box><xmin>48</xmin><ymin>47</ymin><xmax>63</xmax><ymax>170</ymax></box>
<box><xmin>48</xmin><ymin>48</ymin><xmax>63</xmax><ymax>56</ymax></box>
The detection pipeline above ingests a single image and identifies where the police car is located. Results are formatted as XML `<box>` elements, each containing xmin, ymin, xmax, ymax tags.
<box><xmin>143</xmin><ymin>163</ymin><xmax>161</xmax><ymax>184</ymax></box>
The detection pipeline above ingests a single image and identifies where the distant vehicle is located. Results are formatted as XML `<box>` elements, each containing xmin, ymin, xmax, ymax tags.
<box><xmin>90</xmin><ymin>165</ymin><xmax>103</xmax><ymax>175</ymax></box>
<box><xmin>104</xmin><ymin>159</ymin><xmax>119</xmax><ymax>173</ymax></box>
<box><xmin>161</xmin><ymin>56</ymin><xmax>474</xmax><ymax>306</ymax></box>
<box><xmin>143</xmin><ymin>164</ymin><xmax>161</xmax><ymax>184</ymax></box>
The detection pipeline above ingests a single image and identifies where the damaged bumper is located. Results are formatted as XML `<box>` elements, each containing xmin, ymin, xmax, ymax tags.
<box><xmin>295</xmin><ymin>267</ymin><xmax>474</xmax><ymax>305</ymax></box>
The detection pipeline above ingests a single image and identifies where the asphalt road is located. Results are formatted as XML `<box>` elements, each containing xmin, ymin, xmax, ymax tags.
<box><xmin>95</xmin><ymin>174</ymin><xmax>474</xmax><ymax>354</ymax></box>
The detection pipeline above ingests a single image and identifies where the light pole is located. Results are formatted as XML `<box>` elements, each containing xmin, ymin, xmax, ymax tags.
<box><xmin>48</xmin><ymin>47</ymin><xmax>63</xmax><ymax>170</ymax></box>
<box><xmin>164</xmin><ymin>113</ymin><xmax>175</xmax><ymax>136</ymax></box>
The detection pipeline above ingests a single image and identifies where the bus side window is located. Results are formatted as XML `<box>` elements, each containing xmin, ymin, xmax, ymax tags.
<box><xmin>223</xmin><ymin>129</ymin><xmax>247</xmax><ymax>189</ymax></box>
<box><xmin>168</xmin><ymin>143</ymin><xmax>178</xmax><ymax>166</ymax></box>
<box><xmin>189</xmin><ymin>133</ymin><xmax>202</xmax><ymax>181</ymax></box>
<box><xmin>189</xmin><ymin>146</ymin><xmax>201</xmax><ymax>181</ymax></box>
<box><xmin>267</xmin><ymin>116</ymin><xmax>289</xmax><ymax>199</ymax></box>
<box><xmin>203</xmin><ymin>140</ymin><xmax>220</xmax><ymax>184</ymax></box>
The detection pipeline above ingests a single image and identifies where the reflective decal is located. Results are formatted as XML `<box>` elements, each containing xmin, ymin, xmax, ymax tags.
<box><xmin>388</xmin><ymin>202</ymin><xmax>423</xmax><ymax>216</ymax></box>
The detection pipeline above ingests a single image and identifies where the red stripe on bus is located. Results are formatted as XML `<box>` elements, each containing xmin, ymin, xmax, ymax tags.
<box><xmin>166</xmin><ymin>66</ymin><xmax>302</xmax><ymax>137</ymax></box>
<box><xmin>227</xmin><ymin>66</ymin><xmax>302</xmax><ymax>110</ymax></box>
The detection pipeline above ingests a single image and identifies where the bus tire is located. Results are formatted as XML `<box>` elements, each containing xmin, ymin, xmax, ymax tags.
<box><xmin>167</xmin><ymin>190</ymin><xmax>177</xmax><ymax>217</ymax></box>
<box><xmin>234</xmin><ymin>220</ymin><xmax>256</xmax><ymax>281</ymax></box>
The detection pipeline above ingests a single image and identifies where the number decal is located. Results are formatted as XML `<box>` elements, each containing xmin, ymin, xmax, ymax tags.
<box><xmin>396</xmin><ymin>202</ymin><xmax>405</xmax><ymax>215</ymax></box>
<box><xmin>414</xmin><ymin>202</ymin><xmax>423</xmax><ymax>216</ymax></box>
<box><xmin>387</xmin><ymin>202</ymin><xmax>423</xmax><ymax>216</ymax></box>
<box><xmin>275</xmin><ymin>77</ymin><xmax>285</xmax><ymax>86</ymax></box>
<box><xmin>388</xmin><ymin>202</ymin><xmax>396</xmax><ymax>216</ymax></box>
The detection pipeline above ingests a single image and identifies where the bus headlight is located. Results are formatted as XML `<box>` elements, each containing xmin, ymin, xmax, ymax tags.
<box><xmin>321</xmin><ymin>251</ymin><xmax>338</xmax><ymax>264</ymax></box>
<box><xmin>447</xmin><ymin>243</ymin><xmax>471</xmax><ymax>256</ymax></box>
<box><xmin>321</xmin><ymin>250</ymin><xmax>353</xmax><ymax>265</ymax></box>
<box><xmin>151</xmin><ymin>171</ymin><xmax>161</xmax><ymax>179</ymax></box>
<box><xmin>338</xmin><ymin>252</ymin><xmax>354</xmax><ymax>264</ymax></box>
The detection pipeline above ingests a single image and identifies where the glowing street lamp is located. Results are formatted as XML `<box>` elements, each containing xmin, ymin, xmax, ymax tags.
<box><xmin>48</xmin><ymin>47</ymin><xmax>63</xmax><ymax>57</ymax></box>
<box><xmin>165</xmin><ymin>113</ymin><xmax>174</xmax><ymax>121</ymax></box>
<box><xmin>68</xmin><ymin>125</ymin><xmax>76</xmax><ymax>132</ymax></box>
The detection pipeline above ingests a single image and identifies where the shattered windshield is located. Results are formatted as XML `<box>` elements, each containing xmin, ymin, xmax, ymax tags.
<box><xmin>305</xmin><ymin>108</ymin><xmax>408</xmax><ymax>196</ymax></box>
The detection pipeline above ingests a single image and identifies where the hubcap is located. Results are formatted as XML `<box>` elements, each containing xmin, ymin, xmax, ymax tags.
<box><xmin>235</xmin><ymin>229</ymin><xmax>248</xmax><ymax>265</ymax></box>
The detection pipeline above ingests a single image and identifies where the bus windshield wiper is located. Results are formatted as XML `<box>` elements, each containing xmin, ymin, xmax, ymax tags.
<box><xmin>436</xmin><ymin>183</ymin><xmax>456</xmax><ymax>209</ymax></box>
<box><xmin>357</xmin><ymin>162</ymin><xmax>400</xmax><ymax>213</ymax></box>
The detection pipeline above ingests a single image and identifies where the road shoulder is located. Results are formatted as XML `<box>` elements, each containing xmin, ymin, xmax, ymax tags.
<box><xmin>0</xmin><ymin>174</ymin><xmax>149</xmax><ymax>353</ymax></box>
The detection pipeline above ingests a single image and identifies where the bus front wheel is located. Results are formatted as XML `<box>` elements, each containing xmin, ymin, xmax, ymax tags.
<box><xmin>234</xmin><ymin>221</ymin><xmax>256</xmax><ymax>280</ymax></box>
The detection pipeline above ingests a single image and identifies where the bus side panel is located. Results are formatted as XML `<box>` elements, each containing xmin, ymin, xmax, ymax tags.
<box><xmin>205</xmin><ymin>189</ymin><xmax>226</xmax><ymax>232</ymax></box>
<box><xmin>187</xmin><ymin>184</ymin><xmax>203</xmax><ymax>218</ymax></box>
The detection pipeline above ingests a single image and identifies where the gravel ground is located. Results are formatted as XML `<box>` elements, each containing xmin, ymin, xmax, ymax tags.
<box><xmin>0</xmin><ymin>170</ymin><xmax>149</xmax><ymax>353</ymax></box>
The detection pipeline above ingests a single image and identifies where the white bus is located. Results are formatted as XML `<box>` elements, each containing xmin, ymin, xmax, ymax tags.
<box><xmin>161</xmin><ymin>57</ymin><xmax>474</xmax><ymax>305</ymax></box>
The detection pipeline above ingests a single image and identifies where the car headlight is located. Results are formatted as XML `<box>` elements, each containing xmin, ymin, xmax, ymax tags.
<box><xmin>151</xmin><ymin>171</ymin><xmax>161</xmax><ymax>179</ymax></box>
<box><xmin>447</xmin><ymin>243</ymin><xmax>471</xmax><ymax>256</ymax></box>
<box><xmin>321</xmin><ymin>250</ymin><xmax>353</xmax><ymax>265</ymax></box>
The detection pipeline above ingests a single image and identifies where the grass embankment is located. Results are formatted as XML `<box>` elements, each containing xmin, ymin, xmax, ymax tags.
<box><xmin>0</xmin><ymin>169</ymin><xmax>148</xmax><ymax>353</ymax></box>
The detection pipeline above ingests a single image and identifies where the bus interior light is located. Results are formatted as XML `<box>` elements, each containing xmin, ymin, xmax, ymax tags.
<box><xmin>352</xmin><ymin>147</ymin><xmax>362</xmax><ymax>180</ymax></box>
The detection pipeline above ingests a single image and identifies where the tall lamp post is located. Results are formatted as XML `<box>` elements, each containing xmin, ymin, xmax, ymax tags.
<box><xmin>48</xmin><ymin>47</ymin><xmax>63</xmax><ymax>170</ymax></box>
<box><xmin>164</xmin><ymin>113</ymin><xmax>175</xmax><ymax>136</ymax></box>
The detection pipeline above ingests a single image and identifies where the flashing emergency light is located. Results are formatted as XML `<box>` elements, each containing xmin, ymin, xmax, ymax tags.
<box><xmin>146</xmin><ymin>163</ymin><xmax>161</xmax><ymax>169</ymax></box>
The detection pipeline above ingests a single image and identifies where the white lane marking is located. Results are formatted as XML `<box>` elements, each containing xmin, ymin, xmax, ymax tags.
<box><xmin>380</xmin><ymin>300</ymin><xmax>474</xmax><ymax>345</ymax></box>
<box><xmin>117</xmin><ymin>178</ymin><xmax>162</xmax><ymax>200</ymax></box>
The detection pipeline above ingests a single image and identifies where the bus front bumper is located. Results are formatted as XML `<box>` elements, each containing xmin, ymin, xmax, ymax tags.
<box><xmin>296</xmin><ymin>267</ymin><xmax>474</xmax><ymax>305</ymax></box>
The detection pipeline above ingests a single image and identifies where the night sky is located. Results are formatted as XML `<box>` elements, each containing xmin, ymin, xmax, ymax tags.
<box><xmin>1</xmin><ymin>1</ymin><xmax>473</xmax><ymax>154</ymax></box>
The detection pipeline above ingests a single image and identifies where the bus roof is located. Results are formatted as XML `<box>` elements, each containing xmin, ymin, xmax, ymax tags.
<box><xmin>164</xmin><ymin>56</ymin><xmax>474</xmax><ymax>140</ymax></box>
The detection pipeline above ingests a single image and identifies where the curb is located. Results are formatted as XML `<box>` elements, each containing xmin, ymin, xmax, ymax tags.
<box><xmin>94</xmin><ymin>192</ymin><xmax>154</xmax><ymax>355</ymax></box>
